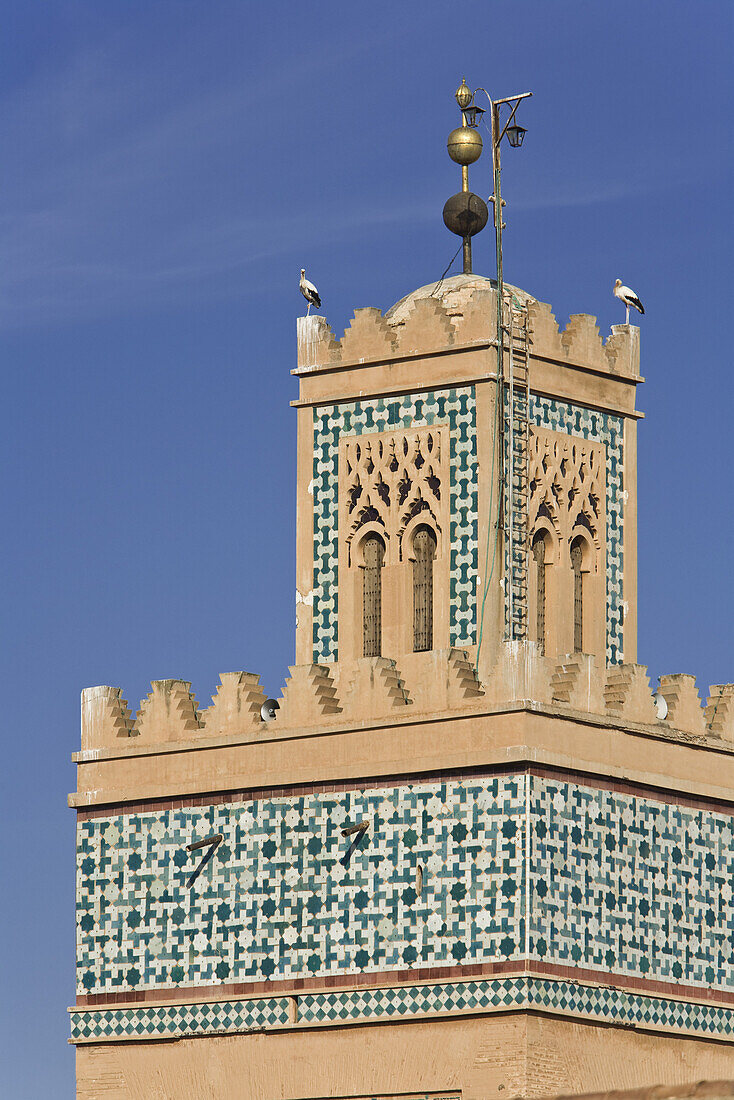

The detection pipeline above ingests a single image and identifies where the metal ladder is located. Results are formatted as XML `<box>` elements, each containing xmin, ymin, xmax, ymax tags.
<box><xmin>502</xmin><ymin>297</ymin><xmax>530</xmax><ymax>640</ymax></box>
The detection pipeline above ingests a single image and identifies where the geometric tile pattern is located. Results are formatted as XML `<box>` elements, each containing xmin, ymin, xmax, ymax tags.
<box><xmin>70</xmin><ymin>997</ymin><xmax>290</xmax><ymax>1042</ymax></box>
<box><xmin>530</xmin><ymin>776</ymin><xmax>734</xmax><ymax>990</ymax></box>
<box><xmin>528</xmin><ymin>976</ymin><xmax>734</xmax><ymax>1037</ymax></box>
<box><xmin>69</xmin><ymin>976</ymin><xmax>734</xmax><ymax>1043</ymax></box>
<box><xmin>297</xmin><ymin>978</ymin><xmax>528</xmax><ymax>1023</ymax></box>
<box><xmin>75</xmin><ymin>773</ymin><xmax>734</xmax><ymax>1047</ymax></box>
<box><xmin>530</xmin><ymin>396</ymin><xmax>624</xmax><ymax>663</ymax></box>
<box><xmin>312</xmin><ymin>387</ymin><xmax>477</xmax><ymax>661</ymax></box>
<box><xmin>76</xmin><ymin>777</ymin><xmax>526</xmax><ymax>996</ymax></box>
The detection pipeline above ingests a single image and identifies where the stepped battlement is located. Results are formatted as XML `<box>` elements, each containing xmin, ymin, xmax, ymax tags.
<box><xmin>78</xmin><ymin>646</ymin><xmax>734</xmax><ymax>755</ymax></box>
<box><xmin>295</xmin><ymin>274</ymin><xmax>640</xmax><ymax>380</ymax></box>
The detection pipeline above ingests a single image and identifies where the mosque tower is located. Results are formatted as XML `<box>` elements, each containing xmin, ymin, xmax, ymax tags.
<box><xmin>70</xmin><ymin>81</ymin><xmax>734</xmax><ymax>1099</ymax></box>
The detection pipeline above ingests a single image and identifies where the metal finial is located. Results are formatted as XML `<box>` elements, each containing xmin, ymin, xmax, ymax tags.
<box><xmin>455</xmin><ymin>78</ymin><xmax>472</xmax><ymax>111</ymax></box>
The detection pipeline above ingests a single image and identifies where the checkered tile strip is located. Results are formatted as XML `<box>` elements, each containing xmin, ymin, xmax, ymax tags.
<box><xmin>528</xmin><ymin>978</ymin><xmax>734</xmax><ymax>1037</ymax></box>
<box><xmin>529</xmin><ymin>396</ymin><xmax>624</xmax><ymax>663</ymax></box>
<box><xmin>311</xmin><ymin>388</ymin><xmax>478</xmax><ymax>661</ymax></box>
<box><xmin>298</xmin><ymin>978</ymin><xmax>527</xmax><ymax>1022</ymax></box>
<box><xmin>69</xmin><ymin>997</ymin><xmax>290</xmax><ymax>1041</ymax></box>
<box><xmin>70</xmin><ymin>978</ymin><xmax>734</xmax><ymax>1043</ymax></box>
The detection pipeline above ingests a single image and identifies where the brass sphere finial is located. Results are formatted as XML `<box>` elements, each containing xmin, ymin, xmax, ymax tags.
<box><xmin>447</xmin><ymin>126</ymin><xmax>483</xmax><ymax>165</ymax></box>
<box><xmin>455</xmin><ymin>77</ymin><xmax>472</xmax><ymax>111</ymax></box>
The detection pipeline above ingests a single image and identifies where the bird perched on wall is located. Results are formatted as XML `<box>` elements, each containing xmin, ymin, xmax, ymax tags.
<box><xmin>299</xmin><ymin>269</ymin><xmax>322</xmax><ymax>315</ymax></box>
<box><xmin>613</xmin><ymin>279</ymin><xmax>645</xmax><ymax>325</ymax></box>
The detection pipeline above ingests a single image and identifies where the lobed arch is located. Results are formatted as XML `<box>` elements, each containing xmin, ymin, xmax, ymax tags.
<box><xmin>530</xmin><ymin>515</ymin><xmax>560</xmax><ymax>564</ymax></box>
<box><xmin>399</xmin><ymin>497</ymin><xmax>442</xmax><ymax>562</ymax></box>
<box><xmin>352</xmin><ymin>522</ymin><xmax>390</xmax><ymax>568</ymax></box>
<box><xmin>347</xmin><ymin>500</ymin><xmax>388</xmax><ymax>566</ymax></box>
<box><xmin>567</xmin><ymin>524</ymin><xmax>597</xmax><ymax>572</ymax></box>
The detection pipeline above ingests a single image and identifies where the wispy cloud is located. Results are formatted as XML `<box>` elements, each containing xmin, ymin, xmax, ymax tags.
<box><xmin>0</xmin><ymin>20</ymin><xmax>418</xmax><ymax>327</ymax></box>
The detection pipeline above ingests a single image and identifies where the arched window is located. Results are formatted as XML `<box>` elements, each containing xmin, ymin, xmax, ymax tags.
<box><xmin>412</xmin><ymin>525</ymin><xmax>437</xmax><ymax>652</ymax></box>
<box><xmin>532</xmin><ymin>531</ymin><xmax>546</xmax><ymax>655</ymax></box>
<box><xmin>362</xmin><ymin>534</ymin><xmax>385</xmax><ymax>657</ymax></box>
<box><xmin>570</xmin><ymin>537</ymin><xmax>584</xmax><ymax>652</ymax></box>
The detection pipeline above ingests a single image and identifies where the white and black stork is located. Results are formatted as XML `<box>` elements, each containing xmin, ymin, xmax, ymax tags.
<box><xmin>299</xmin><ymin>269</ymin><xmax>322</xmax><ymax>315</ymax></box>
<box><xmin>613</xmin><ymin>279</ymin><xmax>645</xmax><ymax>325</ymax></box>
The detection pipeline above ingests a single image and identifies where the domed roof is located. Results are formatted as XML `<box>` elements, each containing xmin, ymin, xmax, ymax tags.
<box><xmin>385</xmin><ymin>273</ymin><xmax>536</xmax><ymax>326</ymax></box>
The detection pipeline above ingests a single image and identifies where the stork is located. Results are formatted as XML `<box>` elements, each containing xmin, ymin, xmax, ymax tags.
<box><xmin>299</xmin><ymin>269</ymin><xmax>321</xmax><ymax>315</ymax></box>
<box><xmin>613</xmin><ymin>279</ymin><xmax>645</xmax><ymax>325</ymax></box>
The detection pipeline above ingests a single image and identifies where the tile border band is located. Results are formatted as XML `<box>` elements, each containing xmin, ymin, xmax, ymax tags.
<box><xmin>69</xmin><ymin>975</ymin><xmax>734</xmax><ymax>1046</ymax></box>
<box><xmin>75</xmin><ymin>960</ymin><xmax>734</xmax><ymax>1011</ymax></box>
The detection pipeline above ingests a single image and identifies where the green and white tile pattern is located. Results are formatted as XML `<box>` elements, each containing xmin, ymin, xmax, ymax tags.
<box><xmin>311</xmin><ymin>387</ymin><xmax>478</xmax><ymax>661</ymax></box>
<box><xmin>530</xmin><ymin>396</ymin><xmax>625</xmax><ymax>663</ymax></box>
<box><xmin>77</xmin><ymin>774</ymin><xmax>734</xmax><ymax>1007</ymax></box>
<box><xmin>77</xmin><ymin>777</ymin><xmax>526</xmax><ymax>996</ymax></box>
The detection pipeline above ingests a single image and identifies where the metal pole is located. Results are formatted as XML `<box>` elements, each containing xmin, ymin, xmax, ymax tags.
<box><xmin>461</xmin><ymin>162</ymin><xmax>472</xmax><ymax>274</ymax></box>
<box><xmin>492</xmin><ymin>100</ymin><xmax>506</xmax><ymax>636</ymax></box>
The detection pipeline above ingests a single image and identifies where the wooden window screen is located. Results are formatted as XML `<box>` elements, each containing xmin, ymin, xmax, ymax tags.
<box><xmin>571</xmin><ymin>538</ymin><xmax>583</xmax><ymax>652</ymax></box>
<box><xmin>532</xmin><ymin>532</ymin><xmax>546</xmax><ymax>655</ymax></box>
<box><xmin>362</xmin><ymin>534</ymin><xmax>385</xmax><ymax>657</ymax></box>
<box><xmin>413</xmin><ymin>525</ymin><xmax>437</xmax><ymax>652</ymax></box>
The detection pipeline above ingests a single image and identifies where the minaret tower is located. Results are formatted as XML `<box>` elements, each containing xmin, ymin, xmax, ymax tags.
<box><xmin>70</xmin><ymin>82</ymin><xmax>734</xmax><ymax>1099</ymax></box>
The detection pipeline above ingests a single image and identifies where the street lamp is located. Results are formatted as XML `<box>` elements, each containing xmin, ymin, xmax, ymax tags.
<box><xmin>506</xmin><ymin>122</ymin><xmax>527</xmax><ymax>148</ymax></box>
<box><xmin>464</xmin><ymin>102</ymin><xmax>485</xmax><ymax>129</ymax></box>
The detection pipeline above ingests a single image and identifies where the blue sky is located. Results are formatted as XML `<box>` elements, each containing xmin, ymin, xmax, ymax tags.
<box><xmin>1</xmin><ymin>2</ymin><xmax>732</xmax><ymax>1094</ymax></box>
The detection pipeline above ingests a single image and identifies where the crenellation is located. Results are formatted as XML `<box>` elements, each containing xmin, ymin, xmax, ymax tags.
<box><xmin>77</xmin><ymin>657</ymin><xmax>732</xmax><ymax>752</ymax></box>
<box><xmin>81</xmin><ymin>685</ymin><xmax>135</xmax><ymax>751</ymax></box>
<box><xmin>339</xmin><ymin>306</ymin><xmax>397</xmax><ymax>362</ymax></box>
<box><xmin>561</xmin><ymin>313</ymin><xmax>609</xmax><ymax>372</ymax></box>
<box><xmin>705</xmin><ymin>684</ymin><xmax>734</xmax><ymax>741</ymax></box>
<box><xmin>342</xmin><ymin>656</ymin><xmax>412</xmax><ymax>720</ymax></box>
<box><xmin>485</xmin><ymin>640</ymin><xmax>553</xmax><ymax>706</ymax></box>
<box><xmin>277</xmin><ymin>663</ymin><xmax>342</xmax><ymax>727</ymax></box>
<box><xmin>446</xmin><ymin>647</ymin><xmax>485</xmax><ymax>705</ymax></box>
<box><xmin>199</xmin><ymin>671</ymin><xmax>266</xmax><ymax>737</ymax></box>
<box><xmin>657</xmin><ymin>673</ymin><xmax>706</xmax><ymax>736</ymax></box>
<box><xmin>296</xmin><ymin>315</ymin><xmax>340</xmax><ymax>370</ymax></box>
<box><xmin>604</xmin><ymin>663</ymin><xmax>658</xmax><ymax>725</ymax></box>
<box><xmin>527</xmin><ymin>300</ymin><xmax>565</xmax><ymax>359</ymax></box>
<box><xmin>551</xmin><ymin>653</ymin><xmax>606</xmax><ymax>713</ymax></box>
<box><xmin>293</xmin><ymin>281</ymin><xmax>640</xmax><ymax>399</ymax></box>
<box><xmin>606</xmin><ymin>323</ymin><xmax>641</xmax><ymax>376</ymax></box>
<box><xmin>394</xmin><ymin>295</ymin><xmax>455</xmax><ymax>354</ymax></box>
<box><xmin>135</xmin><ymin>679</ymin><xmax>203</xmax><ymax>742</ymax></box>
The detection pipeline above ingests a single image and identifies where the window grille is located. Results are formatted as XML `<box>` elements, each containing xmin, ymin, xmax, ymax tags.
<box><xmin>532</xmin><ymin>532</ymin><xmax>546</xmax><ymax>655</ymax></box>
<box><xmin>571</xmin><ymin>537</ymin><xmax>583</xmax><ymax>652</ymax></box>
<box><xmin>362</xmin><ymin>534</ymin><xmax>385</xmax><ymax>657</ymax></box>
<box><xmin>412</xmin><ymin>525</ymin><xmax>437</xmax><ymax>652</ymax></box>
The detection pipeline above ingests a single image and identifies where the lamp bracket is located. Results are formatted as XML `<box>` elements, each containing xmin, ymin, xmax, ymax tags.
<box><xmin>496</xmin><ymin>101</ymin><xmax>521</xmax><ymax>148</ymax></box>
<box><xmin>472</xmin><ymin>88</ymin><xmax>532</xmax><ymax>149</ymax></box>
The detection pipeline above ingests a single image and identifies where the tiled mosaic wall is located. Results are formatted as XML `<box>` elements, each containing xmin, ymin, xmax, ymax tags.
<box><xmin>530</xmin><ymin>777</ymin><xmax>734</xmax><ymax>987</ymax></box>
<box><xmin>310</xmin><ymin>388</ymin><xmax>623</xmax><ymax>665</ymax></box>
<box><xmin>77</xmin><ymin>774</ymin><xmax>734</xmax><ymax>1002</ymax></box>
<box><xmin>75</xmin><ymin>774</ymin><xmax>734</xmax><ymax>1041</ymax></box>
<box><xmin>311</xmin><ymin>387</ymin><xmax>478</xmax><ymax>661</ymax></box>
<box><xmin>529</xmin><ymin>396</ymin><xmax>624</xmax><ymax>663</ymax></box>
<box><xmin>76</xmin><ymin>777</ymin><xmax>526</xmax><ymax>995</ymax></box>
